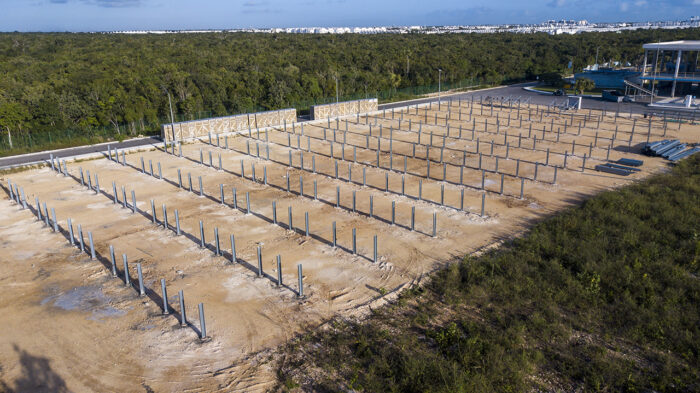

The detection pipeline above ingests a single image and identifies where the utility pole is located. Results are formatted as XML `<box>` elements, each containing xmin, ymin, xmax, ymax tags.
<box><xmin>334</xmin><ymin>75</ymin><xmax>339</xmax><ymax>104</ymax></box>
<box><xmin>166</xmin><ymin>90</ymin><xmax>176</xmax><ymax>142</ymax></box>
<box><xmin>438</xmin><ymin>68</ymin><xmax>443</xmax><ymax>102</ymax></box>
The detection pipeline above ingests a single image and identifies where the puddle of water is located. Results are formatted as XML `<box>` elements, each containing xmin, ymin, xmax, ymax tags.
<box><xmin>42</xmin><ymin>285</ymin><xmax>126</xmax><ymax>320</ymax></box>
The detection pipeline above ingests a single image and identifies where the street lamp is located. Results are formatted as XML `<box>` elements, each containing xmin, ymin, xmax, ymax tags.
<box><xmin>438</xmin><ymin>68</ymin><xmax>443</xmax><ymax>102</ymax></box>
<box><xmin>163</xmin><ymin>88</ymin><xmax>176</xmax><ymax>143</ymax></box>
<box><xmin>333</xmin><ymin>75</ymin><xmax>339</xmax><ymax>104</ymax></box>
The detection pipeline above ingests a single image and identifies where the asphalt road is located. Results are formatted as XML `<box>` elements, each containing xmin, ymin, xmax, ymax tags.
<box><xmin>0</xmin><ymin>136</ymin><xmax>161</xmax><ymax>169</ymax></box>
<box><xmin>379</xmin><ymin>82</ymin><xmax>653</xmax><ymax>115</ymax></box>
<box><xmin>0</xmin><ymin>83</ymin><xmax>690</xmax><ymax>169</ymax></box>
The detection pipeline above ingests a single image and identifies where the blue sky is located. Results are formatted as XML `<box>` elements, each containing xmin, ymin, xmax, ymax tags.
<box><xmin>1</xmin><ymin>0</ymin><xmax>698</xmax><ymax>32</ymax></box>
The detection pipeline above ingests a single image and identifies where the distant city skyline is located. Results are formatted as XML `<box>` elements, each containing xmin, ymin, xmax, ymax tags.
<box><xmin>1</xmin><ymin>0</ymin><xmax>699</xmax><ymax>32</ymax></box>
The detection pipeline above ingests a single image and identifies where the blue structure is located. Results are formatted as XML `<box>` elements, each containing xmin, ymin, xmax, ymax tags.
<box><xmin>574</xmin><ymin>69</ymin><xmax>641</xmax><ymax>89</ymax></box>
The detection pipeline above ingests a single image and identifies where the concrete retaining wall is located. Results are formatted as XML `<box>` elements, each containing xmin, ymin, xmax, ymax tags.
<box><xmin>311</xmin><ymin>99</ymin><xmax>378</xmax><ymax>120</ymax></box>
<box><xmin>161</xmin><ymin>108</ymin><xmax>297</xmax><ymax>142</ymax></box>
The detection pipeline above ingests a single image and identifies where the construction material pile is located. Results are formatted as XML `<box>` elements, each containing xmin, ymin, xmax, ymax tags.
<box><xmin>643</xmin><ymin>140</ymin><xmax>700</xmax><ymax>162</ymax></box>
<box><xmin>594</xmin><ymin>158</ymin><xmax>643</xmax><ymax>176</ymax></box>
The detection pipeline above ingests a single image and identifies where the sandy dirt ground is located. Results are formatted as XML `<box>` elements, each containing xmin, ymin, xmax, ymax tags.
<box><xmin>1</xmin><ymin>100</ymin><xmax>697</xmax><ymax>392</ymax></box>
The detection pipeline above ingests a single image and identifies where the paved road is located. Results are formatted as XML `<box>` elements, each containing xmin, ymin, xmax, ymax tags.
<box><xmin>0</xmin><ymin>136</ymin><xmax>161</xmax><ymax>169</ymax></box>
<box><xmin>0</xmin><ymin>83</ymin><xmax>692</xmax><ymax>169</ymax></box>
<box><xmin>379</xmin><ymin>82</ymin><xmax>653</xmax><ymax>115</ymax></box>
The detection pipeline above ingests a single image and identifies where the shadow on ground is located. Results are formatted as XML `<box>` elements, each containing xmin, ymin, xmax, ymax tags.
<box><xmin>0</xmin><ymin>344</ymin><xmax>68</xmax><ymax>393</ymax></box>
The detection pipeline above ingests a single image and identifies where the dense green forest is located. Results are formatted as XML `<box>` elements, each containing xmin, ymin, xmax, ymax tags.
<box><xmin>0</xmin><ymin>28</ymin><xmax>698</xmax><ymax>155</ymax></box>
<box><xmin>276</xmin><ymin>154</ymin><xmax>700</xmax><ymax>392</ymax></box>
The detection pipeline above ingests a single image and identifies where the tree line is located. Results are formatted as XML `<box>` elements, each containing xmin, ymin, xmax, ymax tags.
<box><xmin>0</xmin><ymin>28</ymin><xmax>697</xmax><ymax>152</ymax></box>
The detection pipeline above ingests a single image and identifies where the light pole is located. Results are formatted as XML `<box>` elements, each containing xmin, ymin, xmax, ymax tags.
<box><xmin>334</xmin><ymin>75</ymin><xmax>339</xmax><ymax>104</ymax></box>
<box><xmin>164</xmin><ymin>89</ymin><xmax>176</xmax><ymax>143</ymax></box>
<box><xmin>438</xmin><ymin>68</ymin><xmax>443</xmax><ymax>102</ymax></box>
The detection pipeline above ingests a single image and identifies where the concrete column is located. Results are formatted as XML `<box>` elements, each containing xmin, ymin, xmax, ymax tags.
<box><xmin>123</xmin><ymin>254</ymin><xmax>130</xmax><ymax>286</ymax></box>
<box><xmin>332</xmin><ymin>222</ymin><xmax>337</xmax><ymax>247</ymax></box>
<box><xmin>77</xmin><ymin>224</ymin><xmax>84</xmax><ymax>252</ymax></box>
<box><xmin>51</xmin><ymin>208</ymin><xmax>58</xmax><ymax>232</ymax></box>
<box><xmin>178</xmin><ymin>290</ymin><xmax>186</xmax><ymax>326</ymax></box>
<box><xmin>276</xmin><ymin>255</ymin><xmax>282</xmax><ymax>286</ymax></box>
<box><xmin>161</xmin><ymin>279</ymin><xmax>169</xmax><ymax>314</ymax></box>
<box><xmin>230</xmin><ymin>234</ymin><xmax>237</xmax><ymax>263</ymax></box>
<box><xmin>214</xmin><ymin>227</ymin><xmax>220</xmax><ymax>256</ymax></box>
<box><xmin>671</xmin><ymin>49</ymin><xmax>682</xmax><ymax>98</ymax></box>
<box><xmin>432</xmin><ymin>212</ymin><xmax>437</xmax><ymax>237</ymax></box>
<box><xmin>199</xmin><ymin>221</ymin><xmax>205</xmax><ymax>248</ymax></box>
<box><xmin>137</xmin><ymin>263</ymin><xmax>145</xmax><ymax>296</ymax></box>
<box><xmin>68</xmin><ymin>218</ymin><xmax>75</xmax><ymax>245</ymax></box>
<box><xmin>352</xmin><ymin>228</ymin><xmax>357</xmax><ymax>255</ymax></box>
<box><xmin>297</xmin><ymin>264</ymin><xmax>304</xmax><ymax>298</ymax></box>
<box><xmin>373</xmin><ymin>235</ymin><xmax>378</xmax><ymax>263</ymax></box>
<box><xmin>88</xmin><ymin>232</ymin><xmax>96</xmax><ymax>260</ymax></box>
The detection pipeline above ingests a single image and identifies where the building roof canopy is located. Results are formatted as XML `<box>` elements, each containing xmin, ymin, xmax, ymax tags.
<box><xmin>643</xmin><ymin>40</ymin><xmax>700</xmax><ymax>51</ymax></box>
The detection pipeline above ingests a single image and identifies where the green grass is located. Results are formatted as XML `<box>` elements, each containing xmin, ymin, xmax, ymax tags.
<box><xmin>276</xmin><ymin>155</ymin><xmax>700</xmax><ymax>392</ymax></box>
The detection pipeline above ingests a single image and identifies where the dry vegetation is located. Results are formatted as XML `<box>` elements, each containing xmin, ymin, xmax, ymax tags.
<box><xmin>275</xmin><ymin>155</ymin><xmax>700</xmax><ymax>392</ymax></box>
